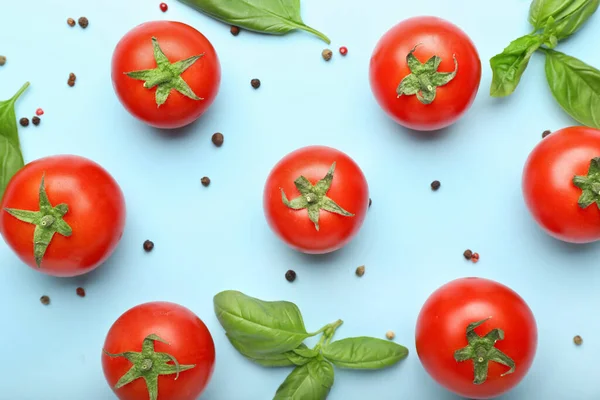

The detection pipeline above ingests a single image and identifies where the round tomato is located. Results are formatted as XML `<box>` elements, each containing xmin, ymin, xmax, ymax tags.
<box><xmin>102</xmin><ymin>301</ymin><xmax>216</xmax><ymax>400</ymax></box>
<box><xmin>263</xmin><ymin>146</ymin><xmax>369</xmax><ymax>254</ymax></box>
<box><xmin>415</xmin><ymin>277</ymin><xmax>537</xmax><ymax>399</ymax></box>
<box><xmin>111</xmin><ymin>21</ymin><xmax>221</xmax><ymax>129</ymax></box>
<box><xmin>369</xmin><ymin>16</ymin><xmax>481</xmax><ymax>131</ymax></box>
<box><xmin>0</xmin><ymin>155</ymin><xmax>126</xmax><ymax>277</ymax></box>
<box><xmin>522</xmin><ymin>126</ymin><xmax>600</xmax><ymax>243</ymax></box>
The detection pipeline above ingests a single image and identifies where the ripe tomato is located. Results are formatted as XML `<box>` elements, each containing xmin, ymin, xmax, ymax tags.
<box><xmin>0</xmin><ymin>155</ymin><xmax>126</xmax><ymax>277</ymax></box>
<box><xmin>112</xmin><ymin>21</ymin><xmax>221</xmax><ymax>129</ymax></box>
<box><xmin>522</xmin><ymin>126</ymin><xmax>600</xmax><ymax>243</ymax></box>
<box><xmin>369</xmin><ymin>16</ymin><xmax>481</xmax><ymax>131</ymax></box>
<box><xmin>416</xmin><ymin>278</ymin><xmax>537</xmax><ymax>399</ymax></box>
<box><xmin>102</xmin><ymin>302</ymin><xmax>216</xmax><ymax>400</ymax></box>
<box><xmin>263</xmin><ymin>146</ymin><xmax>369</xmax><ymax>254</ymax></box>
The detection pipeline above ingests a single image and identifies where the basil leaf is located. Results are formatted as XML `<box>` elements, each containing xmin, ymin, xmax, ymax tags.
<box><xmin>544</xmin><ymin>49</ymin><xmax>600</xmax><ymax>128</ymax></box>
<box><xmin>552</xmin><ymin>0</ymin><xmax>599</xmax><ymax>40</ymax></box>
<box><xmin>286</xmin><ymin>346</ymin><xmax>318</xmax><ymax>366</ymax></box>
<box><xmin>214</xmin><ymin>290</ymin><xmax>309</xmax><ymax>355</ymax></box>
<box><xmin>307</xmin><ymin>358</ymin><xmax>334</xmax><ymax>389</ymax></box>
<box><xmin>0</xmin><ymin>82</ymin><xmax>29</xmax><ymax>198</ymax></box>
<box><xmin>273</xmin><ymin>360</ymin><xmax>332</xmax><ymax>400</ymax></box>
<box><xmin>489</xmin><ymin>34</ymin><xmax>544</xmax><ymax>97</ymax></box>
<box><xmin>177</xmin><ymin>0</ymin><xmax>330</xmax><ymax>44</ymax></box>
<box><xmin>227</xmin><ymin>334</ymin><xmax>298</xmax><ymax>367</ymax></box>
<box><xmin>529</xmin><ymin>0</ymin><xmax>572</xmax><ymax>29</ymax></box>
<box><xmin>322</xmin><ymin>337</ymin><xmax>409</xmax><ymax>370</ymax></box>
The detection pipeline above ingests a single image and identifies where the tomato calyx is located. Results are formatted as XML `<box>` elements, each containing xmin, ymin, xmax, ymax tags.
<box><xmin>103</xmin><ymin>333</ymin><xmax>196</xmax><ymax>400</ymax></box>
<box><xmin>280</xmin><ymin>162</ymin><xmax>355</xmax><ymax>231</ymax></box>
<box><xmin>453</xmin><ymin>318</ymin><xmax>516</xmax><ymax>385</ymax></box>
<box><xmin>396</xmin><ymin>44</ymin><xmax>458</xmax><ymax>105</ymax></box>
<box><xmin>573</xmin><ymin>157</ymin><xmax>600</xmax><ymax>209</ymax></box>
<box><xmin>3</xmin><ymin>174</ymin><xmax>72</xmax><ymax>268</ymax></box>
<box><xmin>125</xmin><ymin>37</ymin><xmax>205</xmax><ymax>107</ymax></box>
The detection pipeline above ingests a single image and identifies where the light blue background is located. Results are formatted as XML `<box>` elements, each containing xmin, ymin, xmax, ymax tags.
<box><xmin>1</xmin><ymin>0</ymin><xmax>599</xmax><ymax>399</ymax></box>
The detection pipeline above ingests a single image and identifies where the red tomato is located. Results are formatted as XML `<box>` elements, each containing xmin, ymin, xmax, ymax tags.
<box><xmin>102</xmin><ymin>302</ymin><xmax>215</xmax><ymax>400</ymax></box>
<box><xmin>416</xmin><ymin>278</ymin><xmax>537</xmax><ymax>399</ymax></box>
<box><xmin>263</xmin><ymin>146</ymin><xmax>369</xmax><ymax>254</ymax></box>
<box><xmin>522</xmin><ymin>126</ymin><xmax>600</xmax><ymax>243</ymax></box>
<box><xmin>112</xmin><ymin>21</ymin><xmax>221</xmax><ymax>129</ymax></box>
<box><xmin>0</xmin><ymin>155</ymin><xmax>126</xmax><ymax>277</ymax></box>
<box><xmin>369</xmin><ymin>16</ymin><xmax>481</xmax><ymax>131</ymax></box>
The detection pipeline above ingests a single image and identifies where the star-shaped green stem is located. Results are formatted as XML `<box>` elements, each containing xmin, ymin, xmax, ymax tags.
<box><xmin>280</xmin><ymin>162</ymin><xmax>355</xmax><ymax>231</ymax></box>
<box><xmin>453</xmin><ymin>318</ymin><xmax>516</xmax><ymax>385</ymax></box>
<box><xmin>573</xmin><ymin>157</ymin><xmax>600</xmax><ymax>209</ymax></box>
<box><xmin>396</xmin><ymin>44</ymin><xmax>458</xmax><ymax>105</ymax></box>
<box><xmin>125</xmin><ymin>37</ymin><xmax>205</xmax><ymax>107</ymax></box>
<box><xmin>4</xmin><ymin>174</ymin><xmax>72</xmax><ymax>268</ymax></box>
<box><xmin>103</xmin><ymin>334</ymin><xmax>196</xmax><ymax>400</ymax></box>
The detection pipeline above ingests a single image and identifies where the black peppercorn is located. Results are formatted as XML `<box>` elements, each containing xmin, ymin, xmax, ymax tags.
<box><xmin>19</xmin><ymin>117</ymin><xmax>29</xmax><ymax>127</ymax></box>
<box><xmin>212</xmin><ymin>132</ymin><xmax>224</xmax><ymax>147</ymax></box>
<box><xmin>201</xmin><ymin>177</ymin><xmax>211</xmax><ymax>187</ymax></box>
<box><xmin>230</xmin><ymin>26</ymin><xmax>240</xmax><ymax>36</ymax></box>
<box><xmin>76</xmin><ymin>287</ymin><xmax>86</xmax><ymax>297</ymax></box>
<box><xmin>251</xmin><ymin>79</ymin><xmax>261</xmax><ymax>89</ymax></box>
<box><xmin>368</xmin><ymin>198</ymin><xmax>372</xmax><ymax>208</ymax></box>
<box><xmin>285</xmin><ymin>270</ymin><xmax>297</xmax><ymax>282</ymax></box>
<box><xmin>32</xmin><ymin>116</ymin><xmax>41</xmax><ymax>126</ymax></box>
<box><xmin>463</xmin><ymin>249</ymin><xmax>473</xmax><ymax>260</ymax></box>
<box><xmin>431</xmin><ymin>180</ymin><xmax>441</xmax><ymax>191</ymax></box>
<box><xmin>40</xmin><ymin>295</ymin><xmax>50</xmax><ymax>305</ymax></box>
<box><xmin>78</xmin><ymin>17</ymin><xmax>89</xmax><ymax>29</ymax></box>
<box><xmin>542</xmin><ymin>130</ymin><xmax>552</xmax><ymax>138</ymax></box>
<box><xmin>143</xmin><ymin>240</ymin><xmax>154</xmax><ymax>252</ymax></box>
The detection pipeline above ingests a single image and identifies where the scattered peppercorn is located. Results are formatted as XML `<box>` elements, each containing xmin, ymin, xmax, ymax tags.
<box><xmin>386</xmin><ymin>331</ymin><xmax>395</xmax><ymax>340</ymax></box>
<box><xmin>76</xmin><ymin>287</ymin><xmax>86</xmax><ymax>297</ymax></box>
<box><xmin>201</xmin><ymin>176</ymin><xmax>211</xmax><ymax>187</ymax></box>
<box><xmin>40</xmin><ymin>295</ymin><xmax>50</xmax><ymax>305</ymax></box>
<box><xmin>542</xmin><ymin>129</ymin><xmax>552</xmax><ymax>138</ymax></box>
<box><xmin>78</xmin><ymin>17</ymin><xmax>89</xmax><ymax>29</ymax></box>
<box><xmin>355</xmin><ymin>265</ymin><xmax>365</xmax><ymax>277</ymax></box>
<box><xmin>0</xmin><ymin>55</ymin><xmax>6</xmax><ymax>66</ymax></box>
<box><xmin>431</xmin><ymin>180</ymin><xmax>441</xmax><ymax>191</ymax></box>
<box><xmin>160</xmin><ymin>2</ymin><xmax>168</xmax><ymax>12</ymax></box>
<box><xmin>36</xmin><ymin>108</ymin><xmax>44</xmax><ymax>116</ymax></box>
<box><xmin>285</xmin><ymin>270</ymin><xmax>297</xmax><ymax>282</ymax></box>
<box><xmin>574</xmin><ymin>335</ymin><xmax>583</xmax><ymax>346</ymax></box>
<box><xmin>251</xmin><ymin>79</ymin><xmax>261</xmax><ymax>89</ymax></box>
<box><xmin>19</xmin><ymin>117</ymin><xmax>29</xmax><ymax>127</ymax></box>
<box><xmin>143</xmin><ymin>240</ymin><xmax>154</xmax><ymax>252</ymax></box>
<box><xmin>471</xmin><ymin>252</ymin><xmax>480</xmax><ymax>263</ymax></box>
<box><xmin>212</xmin><ymin>132</ymin><xmax>224</xmax><ymax>147</ymax></box>
<box><xmin>32</xmin><ymin>116</ymin><xmax>41</xmax><ymax>126</ymax></box>
<box><xmin>67</xmin><ymin>18</ymin><xmax>76</xmax><ymax>27</ymax></box>
<box><xmin>68</xmin><ymin>72</ymin><xmax>76</xmax><ymax>87</ymax></box>
<box><xmin>339</xmin><ymin>46</ymin><xmax>348</xmax><ymax>56</ymax></box>
<box><xmin>368</xmin><ymin>198</ymin><xmax>372</xmax><ymax>208</ymax></box>
<box><xmin>230</xmin><ymin>26</ymin><xmax>240</xmax><ymax>36</ymax></box>
<box><xmin>322</xmin><ymin>49</ymin><xmax>333</xmax><ymax>61</ymax></box>
<box><xmin>463</xmin><ymin>249</ymin><xmax>473</xmax><ymax>260</ymax></box>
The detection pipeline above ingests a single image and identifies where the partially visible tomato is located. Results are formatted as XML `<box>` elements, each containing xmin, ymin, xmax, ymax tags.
<box><xmin>263</xmin><ymin>146</ymin><xmax>369</xmax><ymax>254</ymax></box>
<box><xmin>112</xmin><ymin>20</ymin><xmax>221</xmax><ymax>129</ymax></box>
<box><xmin>415</xmin><ymin>277</ymin><xmax>537</xmax><ymax>399</ymax></box>
<box><xmin>369</xmin><ymin>16</ymin><xmax>481</xmax><ymax>131</ymax></box>
<box><xmin>0</xmin><ymin>155</ymin><xmax>126</xmax><ymax>277</ymax></box>
<box><xmin>102</xmin><ymin>302</ymin><xmax>216</xmax><ymax>400</ymax></box>
<box><xmin>522</xmin><ymin>126</ymin><xmax>600</xmax><ymax>243</ymax></box>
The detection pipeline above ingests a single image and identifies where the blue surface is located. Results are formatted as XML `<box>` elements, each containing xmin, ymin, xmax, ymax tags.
<box><xmin>1</xmin><ymin>0</ymin><xmax>600</xmax><ymax>399</ymax></box>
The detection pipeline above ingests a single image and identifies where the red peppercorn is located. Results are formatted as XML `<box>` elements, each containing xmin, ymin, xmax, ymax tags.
<box><xmin>471</xmin><ymin>252</ymin><xmax>480</xmax><ymax>263</ymax></box>
<box><xmin>339</xmin><ymin>46</ymin><xmax>348</xmax><ymax>56</ymax></box>
<box><xmin>36</xmin><ymin>108</ymin><xmax>44</xmax><ymax>116</ymax></box>
<box><xmin>160</xmin><ymin>2</ymin><xmax>168</xmax><ymax>12</ymax></box>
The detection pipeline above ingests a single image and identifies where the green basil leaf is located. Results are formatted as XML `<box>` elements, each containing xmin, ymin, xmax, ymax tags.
<box><xmin>285</xmin><ymin>346</ymin><xmax>318</xmax><ymax>366</ymax></box>
<box><xmin>177</xmin><ymin>0</ymin><xmax>330</xmax><ymax>44</ymax></box>
<box><xmin>0</xmin><ymin>82</ymin><xmax>29</xmax><ymax>198</ymax></box>
<box><xmin>273</xmin><ymin>361</ymin><xmax>332</xmax><ymax>400</ymax></box>
<box><xmin>489</xmin><ymin>34</ymin><xmax>544</xmax><ymax>97</ymax></box>
<box><xmin>307</xmin><ymin>358</ymin><xmax>334</xmax><ymax>389</ymax></box>
<box><xmin>552</xmin><ymin>0</ymin><xmax>599</xmax><ymax>40</ymax></box>
<box><xmin>214</xmin><ymin>290</ymin><xmax>309</xmax><ymax>355</ymax></box>
<box><xmin>227</xmin><ymin>334</ymin><xmax>299</xmax><ymax>367</ymax></box>
<box><xmin>322</xmin><ymin>337</ymin><xmax>409</xmax><ymax>370</ymax></box>
<box><xmin>529</xmin><ymin>0</ymin><xmax>572</xmax><ymax>29</ymax></box>
<box><xmin>544</xmin><ymin>48</ymin><xmax>600</xmax><ymax>128</ymax></box>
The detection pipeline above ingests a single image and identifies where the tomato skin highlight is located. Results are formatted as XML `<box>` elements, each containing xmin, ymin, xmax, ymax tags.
<box><xmin>522</xmin><ymin>126</ymin><xmax>600</xmax><ymax>243</ymax></box>
<box><xmin>369</xmin><ymin>16</ymin><xmax>481</xmax><ymax>131</ymax></box>
<box><xmin>263</xmin><ymin>146</ymin><xmax>369</xmax><ymax>254</ymax></box>
<box><xmin>415</xmin><ymin>277</ymin><xmax>537</xmax><ymax>399</ymax></box>
<box><xmin>102</xmin><ymin>302</ymin><xmax>216</xmax><ymax>400</ymax></box>
<box><xmin>111</xmin><ymin>20</ymin><xmax>221</xmax><ymax>129</ymax></box>
<box><xmin>0</xmin><ymin>155</ymin><xmax>126</xmax><ymax>277</ymax></box>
